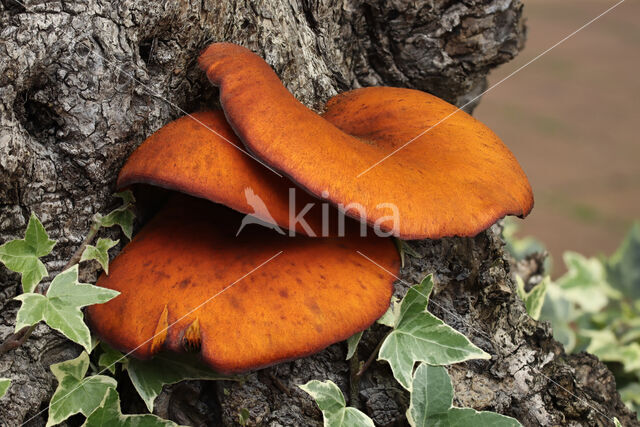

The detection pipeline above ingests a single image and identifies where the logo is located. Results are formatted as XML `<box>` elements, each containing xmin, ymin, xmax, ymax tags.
<box><xmin>236</xmin><ymin>187</ymin><xmax>285</xmax><ymax>236</ymax></box>
<box><xmin>236</xmin><ymin>187</ymin><xmax>400</xmax><ymax>237</ymax></box>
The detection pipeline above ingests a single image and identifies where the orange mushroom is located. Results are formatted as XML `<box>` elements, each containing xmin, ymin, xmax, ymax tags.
<box><xmin>118</xmin><ymin>110</ymin><xmax>333</xmax><ymax>236</ymax></box>
<box><xmin>86</xmin><ymin>194</ymin><xmax>398</xmax><ymax>373</ymax></box>
<box><xmin>199</xmin><ymin>43</ymin><xmax>534</xmax><ymax>239</ymax></box>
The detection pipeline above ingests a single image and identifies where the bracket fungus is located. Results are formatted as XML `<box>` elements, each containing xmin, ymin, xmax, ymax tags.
<box><xmin>117</xmin><ymin>110</ymin><xmax>331</xmax><ymax>236</ymax></box>
<box><xmin>199</xmin><ymin>43</ymin><xmax>534</xmax><ymax>239</ymax></box>
<box><xmin>89</xmin><ymin>42</ymin><xmax>534</xmax><ymax>374</ymax></box>
<box><xmin>87</xmin><ymin>195</ymin><xmax>397</xmax><ymax>373</ymax></box>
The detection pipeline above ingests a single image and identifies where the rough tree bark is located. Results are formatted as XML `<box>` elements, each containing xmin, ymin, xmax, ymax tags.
<box><xmin>0</xmin><ymin>0</ymin><xmax>636</xmax><ymax>426</ymax></box>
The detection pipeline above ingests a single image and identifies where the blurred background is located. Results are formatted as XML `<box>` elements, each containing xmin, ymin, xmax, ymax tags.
<box><xmin>476</xmin><ymin>0</ymin><xmax>639</xmax><ymax>276</ymax></box>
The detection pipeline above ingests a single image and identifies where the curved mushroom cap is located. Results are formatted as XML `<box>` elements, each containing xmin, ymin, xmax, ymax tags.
<box><xmin>199</xmin><ymin>43</ymin><xmax>534</xmax><ymax>239</ymax></box>
<box><xmin>118</xmin><ymin>110</ymin><xmax>334</xmax><ymax>236</ymax></box>
<box><xmin>86</xmin><ymin>195</ymin><xmax>398</xmax><ymax>373</ymax></box>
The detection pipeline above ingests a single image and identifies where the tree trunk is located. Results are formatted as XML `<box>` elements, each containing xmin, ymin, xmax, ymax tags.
<box><xmin>0</xmin><ymin>0</ymin><xmax>636</xmax><ymax>425</ymax></box>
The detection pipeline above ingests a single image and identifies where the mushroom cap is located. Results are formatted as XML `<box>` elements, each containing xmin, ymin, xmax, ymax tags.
<box><xmin>117</xmin><ymin>110</ymin><xmax>331</xmax><ymax>236</ymax></box>
<box><xmin>86</xmin><ymin>195</ymin><xmax>399</xmax><ymax>373</ymax></box>
<box><xmin>199</xmin><ymin>43</ymin><xmax>534</xmax><ymax>239</ymax></box>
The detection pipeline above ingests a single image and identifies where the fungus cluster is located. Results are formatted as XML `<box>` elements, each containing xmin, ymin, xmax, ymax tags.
<box><xmin>87</xmin><ymin>43</ymin><xmax>533</xmax><ymax>373</ymax></box>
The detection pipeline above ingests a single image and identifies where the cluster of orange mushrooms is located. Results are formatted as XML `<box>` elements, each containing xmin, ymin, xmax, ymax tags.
<box><xmin>86</xmin><ymin>43</ymin><xmax>533</xmax><ymax>374</ymax></box>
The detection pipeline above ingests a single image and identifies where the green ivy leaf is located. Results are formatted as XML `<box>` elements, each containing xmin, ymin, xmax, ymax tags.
<box><xmin>0</xmin><ymin>378</ymin><xmax>11</xmax><ymax>399</ymax></box>
<box><xmin>83</xmin><ymin>388</ymin><xmax>178</xmax><ymax>427</ymax></box>
<box><xmin>619</xmin><ymin>383</ymin><xmax>640</xmax><ymax>416</ymax></box>
<box><xmin>238</xmin><ymin>408</ymin><xmax>250</xmax><ymax>426</ymax></box>
<box><xmin>98</xmin><ymin>191</ymin><xmax>136</xmax><ymax>240</ymax></box>
<box><xmin>515</xmin><ymin>276</ymin><xmax>548</xmax><ymax>320</ymax></box>
<box><xmin>539</xmin><ymin>282</ymin><xmax>577</xmax><ymax>352</ymax></box>
<box><xmin>502</xmin><ymin>219</ymin><xmax>547</xmax><ymax>262</ymax></box>
<box><xmin>98</xmin><ymin>342</ymin><xmax>125</xmax><ymax>375</ymax></box>
<box><xmin>607</xmin><ymin>222</ymin><xmax>640</xmax><ymax>301</ymax></box>
<box><xmin>14</xmin><ymin>265</ymin><xmax>119</xmax><ymax>352</ymax></box>
<box><xmin>407</xmin><ymin>364</ymin><xmax>521</xmax><ymax>427</ymax></box>
<box><xmin>584</xmin><ymin>329</ymin><xmax>640</xmax><ymax>373</ymax></box>
<box><xmin>299</xmin><ymin>380</ymin><xmax>374</xmax><ymax>427</ymax></box>
<box><xmin>47</xmin><ymin>352</ymin><xmax>117</xmax><ymax>427</ymax></box>
<box><xmin>378</xmin><ymin>275</ymin><xmax>490</xmax><ymax>390</ymax></box>
<box><xmin>557</xmin><ymin>252</ymin><xmax>620</xmax><ymax>312</ymax></box>
<box><xmin>346</xmin><ymin>332</ymin><xmax>363</xmax><ymax>360</ymax></box>
<box><xmin>394</xmin><ymin>239</ymin><xmax>424</xmax><ymax>268</ymax></box>
<box><xmin>376</xmin><ymin>298</ymin><xmax>397</xmax><ymax>328</ymax></box>
<box><xmin>81</xmin><ymin>238</ymin><xmax>119</xmax><ymax>274</ymax></box>
<box><xmin>0</xmin><ymin>213</ymin><xmax>56</xmax><ymax>293</ymax></box>
<box><xmin>126</xmin><ymin>353</ymin><xmax>234</xmax><ymax>412</ymax></box>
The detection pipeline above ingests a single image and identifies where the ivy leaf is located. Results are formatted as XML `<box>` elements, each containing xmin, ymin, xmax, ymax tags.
<box><xmin>557</xmin><ymin>252</ymin><xmax>620</xmax><ymax>312</ymax></box>
<box><xmin>0</xmin><ymin>213</ymin><xmax>56</xmax><ymax>293</ymax></box>
<box><xmin>98</xmin><ymin>191</ymin><xmax>136</xmax><ymax>240</ymax></box>
<box><xmin>394</xmin><ymin>239</ymin><xmax>424</xmax><ymax>268</ymax></box>
<box><xmin>378</xmin><ymin>275</ymin><xmax>490</xmax><ymax>390</ymax></box>
<box><xmin>14</xmin><ymin>265</ymin><xmax>120</xmax><ymax>352</ymax></box>
<box><xmin>83</xmin><ymin>388</ymin><xmax>178</xmax><ymax>427</ymax></box>
<box><xmin>607</xmin><ymin>222</ymin><xmax>640</xmax><ymax>301</ymax></box>
<box><xmin>376</xmin><ymin>299</ymin><xmax>397</xmax><ymax>328</ymax></box>
<box><xmin>238</xmin><ymin>408</ymin><xmax>250</xmax><ymax>426</ymax></box>
<box><xmin>539</xmin><ymin>282</ymin><xmax>577</xmax><ymax>352</ymax></box>
<box><xmin>0</xmin><ymin>378</ymin><xmax>10</xmax><ymax>399</ymax></box>
<box><xmin>299</xmin><ymin>380</ymin><xmax>374</xmax><ymax>427</ymax></box>
<box><xmin>47</xmin><ymin>352</ymin><xmax>117</xmax><ymax>427</ymax></box>
<box><xmin>81</xmin><ymin>238</ymin><xmax>119</xmax><ymax>274</ymax></box>
<box><xmin>126</xmin><ymin>353</ymin><xmax>234</xmax><ymax>412</ymax></box>
<box><xmin>584</xmin><ymin>329</ymin><xmax>640</xmax><ymax>372</ymax></box>
<box><xmin>502</xmin><ymin>219</ymin><xmax>547</xmax><ymax>262</ymax></box>
<box><xmin>98</xmin><ymin>342</ymin><xmax>125</xmax><ymax>375</ymax></box>
<box><xmin>619</xmin><ymin>383</ymin><xmax>640</xmax><ymax>416</ymax></box>
<box><xmin>346</xmin><ymin>332</ymin><xmax>363</xmax><ymax>360</ymax></box>
<box><xmin>407</xmin><ymin>364</ymin><xmax>521</xmax><ymax>427</ymax></box>
<box><xmin>515</xmin><ymin>276</ymin><xmax>548</xmax><ymax>320</ymax></box>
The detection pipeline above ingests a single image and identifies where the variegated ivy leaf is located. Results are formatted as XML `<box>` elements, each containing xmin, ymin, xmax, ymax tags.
<box><xmin>407</xmin><ymin>364</ymin><xmax>521</xmax><ymax>427</ymax></box>
<box><xmin>557</xmin><ymin>251</ymin><xmax>620</xmax><ymax>313</ymax></box>
<box><xmin>14</xmin><ymin>265</ymin><xmax>119</xmax><ymax>352</ymax></box>
<box><xmin>97</xmin><ymin>191</ymin><xmax>136</xmax><ymax>240</ymax></box>
<box><xmin>378</xmin><ymin>275</ymin><xmax>490</xmax><ymax>390</ymax></box>
<box><xmin>126</xmin><ymin>354</ymin><xmax>234</xmax><ymax>412</ymax></box>
<box><xmin>81</xmin><ymin>238</ymin><xmax>119</xmax><ymax>274</ymax></box>
<box><xmin>47</xmin><ymin>352</ymin><xmax>117</xmax><ymax>427</ymax></box>
<box><xmin>0</xmin><ymin>213</ymin><xmax>55</xmax><ymax>292</ymax></box>
<box><xmin>346</xmin><ymin>331</ymin><xmax>363</xmax><ymax>360</ymax></box>
<box><xmin>515</xmin><ymin>275</ymin><xmax>548</xmax><ymax>320</ymax></box>
<box><xmin>0</xmin><ymin>378</ymin><xmax>11</xmax><ymax>399</ymax></box>
<box><xmin>376</xmin><ymin>298</ymin><xmax>397</xmax><ymax>328</ymax></box>
<box><xmin>584</xmin><ymin>329</ymin><xmax>640</xmax><ymax>373</ymax></box>
<box><xmin>607</xmin><ymin>222</ymin><xmax>640</xmax><ymax>301</ymax></box>
<box><xmin>394</xmin><ymin>239</ymin><xmax>423</xmax><ymax>268</ymax></box>
<box><xmin>98</xmin><ymin>342</ymin><xmax>125</xmax><ymax>375</ymax></box>
<box><xmin>299</xmin><ymin>380</ymin><xmax>374</xmax><ymax>427</ymax></box>
<box><xmin>83</xmin><ymin>388</ymin><xmax>178</xmax><ymax>427</ymax></box>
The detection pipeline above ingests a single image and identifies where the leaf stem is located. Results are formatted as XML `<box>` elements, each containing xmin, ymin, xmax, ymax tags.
<box><xmin>62</xmin><ymin>215</ymin><xmax>102</xmax><ymax>272</ymax></box>
<box><xmin>356</xmin><ymin>330</ymin><xmax>391</xmax><ymax>378</ymax></box>
<box><xmin>0</xmin><ymin>324</ymin><xmax>37</xmax><ymax>356</ymax></box>
<box><xmin>349</xmin><ymin>352</ymin><xmax>362</xmax><ymax>407</ymax></box>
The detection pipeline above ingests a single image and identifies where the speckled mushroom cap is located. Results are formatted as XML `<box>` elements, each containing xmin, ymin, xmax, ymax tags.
<box><xmin>117</xmin><ymin>110</ymin><xmax>332</xmax><ymax>236</ymax></box>
<box><xmin>86</xmin><ymin>195</ymin><xmax>399</xmax><ymax>373</ymax></box>
<box><xmin>199</xmin><ymin>42</ymin><xmax>534</xmax><ymax>239</ymax></box>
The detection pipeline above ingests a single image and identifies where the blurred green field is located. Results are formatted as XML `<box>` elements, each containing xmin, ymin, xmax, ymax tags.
<box><xmin>475</xmin><ymin>0</ymin><xmax>640</xmax><ymax>275</ymax></box>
